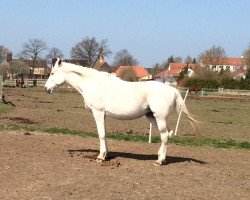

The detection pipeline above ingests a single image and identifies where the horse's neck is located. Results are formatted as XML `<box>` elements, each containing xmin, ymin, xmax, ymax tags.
<box><xmin>62</xmin><ymin>64</ymin><xmax>98</xmax><ymax>93</ymax></box>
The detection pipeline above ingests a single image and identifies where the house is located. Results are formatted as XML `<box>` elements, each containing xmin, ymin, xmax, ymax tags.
<box><xmin>115</xmin><ymin>66</ymin><xmax>152</xmax><ymax>81</ymax></box>
<box><xmin>22</xmin><ymin>59</ymin><xmax>50</xmax><ymax>78</ymax></box>
<box><xmin>2</xmin><ymin>51</ymin><xmax>50</xmax><ymax>79</ymax></box>
<box><xmin>93</xmin><ymin>52</ymin><xmax>114</xmax><ymax>73</ymax></box>
<box><xmin>154</xmin><ymin>63</ymin><xmax>197</xmax><ymax>85</ymax></box>
<box><xmin>200</xmin><ymin>57</ymin><xmax>247</xmax><ymax>73</ymax></box>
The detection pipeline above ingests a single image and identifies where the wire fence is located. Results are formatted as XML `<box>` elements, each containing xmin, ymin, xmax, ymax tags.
<box><xmin>3</xmin><ymin>79</ymin><xmax>66</xmax><ymax>88</ymax></box>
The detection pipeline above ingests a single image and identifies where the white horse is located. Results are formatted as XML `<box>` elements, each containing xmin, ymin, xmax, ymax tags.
<box><xmin>45</xmin><ymin>58</ymin><xmax>198</xmax><ymax>166</ymax></box>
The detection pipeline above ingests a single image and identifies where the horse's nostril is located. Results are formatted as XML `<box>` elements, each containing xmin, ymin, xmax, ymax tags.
<box><xmin>44</xmin><ymin>87</ymin><xmax>51</xmax><ymax>94</ymax></box>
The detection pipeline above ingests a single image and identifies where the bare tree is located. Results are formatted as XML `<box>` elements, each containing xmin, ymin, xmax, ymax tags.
<box><xmin>9</xmin><ymin>60</ymin><xmax>30</xmax><ymax>77</ymax></box>
<box><xmin>185</xmin><ymin>55</ymin><xmax>193</xmax><ymax>64</ymax></box>
<box><xmin>19</xmin><ymin>39</ymin><xmax>47</xmax><ymax>69</ymax></box>
<box><xmin>174</xmin><ymin>56</ymin><xmax>183</xmax><ymax>63</ymax></box>
<box><xmin>46</xmin><ymin>47</ymin><xmax>64</xmax><ymax>60</ymax></box>
<box><xmin>0</xmin><ymin>45</ymin><xmax>9</xmax><ymax>79</ymax></box>
<box><xmin>0</xmin><ymin>66</ymin><xmax>8</xmax><ymax>80</ymax></box>
<box><xmin>113</xmin><ymin>49</ymin><xmax>138</xmax><ymax>68</ymax></box>
<box><xmin>99</xmin><ymin>39</ymin><xmax>112</xmax><ymax>58</ymax></box>
<box><xmin>199</xmin><ymin>45</ymin><xmax>226</xmax><ymax>66</ymax></box>
<box><xmin>46</xmin><ymin>47</ymin><xmax>64</xmax><ymax>66</ymax></box>
<box><xmin>71</xmin><ymin>37</ymin><xmax>112</xmax><ymax>67</ymax></box>
<box><xmin>157</xmin><ymin>55</ymin><xmax>183</xmax><ymax>69</ymax></box>
<box><xmin>0</xmin><ymin>45</ymin><xmax>8</xmax><ymax>64</ymax></box>
<box><xmin>151</xmin><ymin>63</ymin><xmax>163</xmax><ymax>76</ymax></box>
<box><xmin>193</xmin><ymin>65</ymin><xmax>219</xmax><ymax>80</ymax></box>
<box><xmin>243</xmin><ymin>44</ymin><xmax>250</xmax><ymax>79</ymax></box>
<box><xmin>243</xmin><ymin>45</ymin><xmax>250</xmax><ymax>67</ymax></box>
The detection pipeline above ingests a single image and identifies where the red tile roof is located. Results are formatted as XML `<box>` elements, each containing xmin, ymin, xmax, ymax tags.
<box><xmin>201</xmin><ymin>57</ymin><xmax>244</xmax><ymax>66</ymax></box>
<box><xmin>154</xmin><ymin>63</ymin><xmax>197</xmax><ymax>78</ymax></box>
<box><xmin>116</xmin><ymin>66</ymin><xmax>149</xmax><ymax>78</ymax></box>
<box><xmin>222</xmin><ymin>58</ymin><xmax>243</xmax><ymax>65</ymax></box>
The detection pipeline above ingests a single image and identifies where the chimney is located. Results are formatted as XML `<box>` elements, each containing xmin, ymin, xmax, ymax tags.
<box><xmin>98</xmin><ymin>48</ymin><xmax>104</xmax><ymax>64</ymax></box>
<box><xmin>6</xmin><ymin>51</ymin><xmax>12</xmax><ymax>62</ymax></box>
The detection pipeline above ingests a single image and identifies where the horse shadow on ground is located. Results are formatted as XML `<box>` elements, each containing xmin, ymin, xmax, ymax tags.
<box><xmin>68</xmin><ymin>149</ymin><xmax>207</xmax><ymax>166</ymax></box>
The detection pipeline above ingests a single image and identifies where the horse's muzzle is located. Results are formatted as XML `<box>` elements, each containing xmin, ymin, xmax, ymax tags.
<box><xmin>45</xmin><ymin>87</ymin><xmax>52</xmax><ymax>94</ymax></box>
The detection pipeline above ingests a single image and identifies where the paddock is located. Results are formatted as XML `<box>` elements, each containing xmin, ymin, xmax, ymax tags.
<box><xmin>0</xmin><ymin>87</ymin><xmax>249</xmax><ymax>199</ymax></box>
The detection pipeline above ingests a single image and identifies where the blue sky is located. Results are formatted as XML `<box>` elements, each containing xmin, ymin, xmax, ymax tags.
<box><xmin>1</xmin><ymin>0</ymin><xmax>250</xmax><ymax>67</ymax></box>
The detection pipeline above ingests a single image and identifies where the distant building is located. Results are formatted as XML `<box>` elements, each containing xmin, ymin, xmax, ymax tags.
<box><xmin>200</xmin><ymin>57</ymin><xmax>247</xmax><ymax>73</ymax></box>
<box><xmin>2</xmin><ymin>51</ymin><xmax>50</xmax><ymax>79</ymax></box>
<box><xmin>93</xmin><ymin>52</ymin><xmax>114</xmax><ymax>73</ymax></box>
<box><xmin>154</xmin><ymin>63</ymin><xmax>197</xmax><ymax>85</ymax></box>
<box><xmin>21</xmin><ymin>59</ymin><xmax>50</xmax><ymax>78</ymax></box>
<box><xmin>115</xmin><ymin>66</ymin><xmax>152</xmax><ymax>81</ymax></box>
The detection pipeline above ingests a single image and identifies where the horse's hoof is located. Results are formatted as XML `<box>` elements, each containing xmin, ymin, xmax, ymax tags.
<box><xmin>154</xmin><ymin>161</ymin><xmax>162</xmax><ymax>166</ymax></box>
<box><xmin>96</xmin><ymin>158</ymin><xmax>105</xmax><ymax>162</ymax></box>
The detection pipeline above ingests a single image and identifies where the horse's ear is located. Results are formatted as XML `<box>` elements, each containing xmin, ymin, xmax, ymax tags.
<box><xmin>52</xmin><ymin>58</ymin><xmax>57</xmax><ymax>67</ymax></box>
<box><xmin>58</xmin><ymin>58</ymin><xmax>62</xmax><ymax>66</ymax></box>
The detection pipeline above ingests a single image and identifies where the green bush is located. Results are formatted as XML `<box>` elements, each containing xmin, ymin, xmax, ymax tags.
<box><xmin>185</xmin><ymin>78</ymin><xmax>220</xmax><ymax>88</ymax></box>
<box><xmin>185</xmin><ymin>78</ymin><xmax>250</xmax><ymax>90</ymax></box>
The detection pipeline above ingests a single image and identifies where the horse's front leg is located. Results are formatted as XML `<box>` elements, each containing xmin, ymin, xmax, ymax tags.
<box><xmin>92</xmin><ymin>109</ymin><xmax>107</xmax><ymax>162</ymax></box>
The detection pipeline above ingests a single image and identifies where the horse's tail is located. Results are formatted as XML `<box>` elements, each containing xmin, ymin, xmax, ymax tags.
<box><xmin>175</xmin><ymin>90</ymin><xmax>200</xmax><ymax>133</ymax></box>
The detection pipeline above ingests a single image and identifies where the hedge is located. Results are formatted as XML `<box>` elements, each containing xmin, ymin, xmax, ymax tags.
<box><xmin>185</xmin><ymin>78</ymin><xmax>250</xmax><ymax>90</ymax></box>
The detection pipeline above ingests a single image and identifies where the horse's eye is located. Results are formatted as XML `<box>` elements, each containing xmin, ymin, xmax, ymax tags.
<box><xmin>50</xmin><ymin>72</ymin><xmax>54</xmax><ymax>76</ymax></box>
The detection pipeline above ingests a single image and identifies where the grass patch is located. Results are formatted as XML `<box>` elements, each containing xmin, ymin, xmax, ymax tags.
<box><xmin>0</xmin><ymin>124</ymin><xmax>249</xmax><ymax>150</ymax></box>
<box><xmin>170</xmin><ymin>137</ymin><xmax>250</xmax><ymax>149</ymax></box>
<box><xmin>43</xmin><ymin>127</ymin><xmax>97</xmax><ymax>138</ymax></box>
<box><xmin>0</xmin><ymin>103</ymin><xmax>14</xmax><ymax>117</ymax></box>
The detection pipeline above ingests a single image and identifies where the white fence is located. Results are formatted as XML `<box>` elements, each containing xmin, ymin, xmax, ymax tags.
<box><xmin>178</xmin><ymin>87</ymin><xmax>250</xmax><ymax>97</ymax></box>
<box><xmin>3</xmin><ymin>79</ymin><xmax>47</xmax><ymax>88</ymax></box>
<box><xmin>3</xmin><ymin>79</ymin><xmax>73</xmax><ymax>89</ymax></box>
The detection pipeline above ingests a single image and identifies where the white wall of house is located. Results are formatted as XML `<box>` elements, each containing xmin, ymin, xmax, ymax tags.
<box><xmin>140</xmin><ymin>74</ymin><xmax>153</xmax><ymax>81</ymax></box>
<box><xmin>200</xmin><ymin>63</ymin><xmax>236</xmax><ymax>72</ymax></box>
<box><xmin>154</xmin><ymin>77</ymin><xmax>177</xmax><ymax>86</ymax></box>
<box><xmin>187</xmin><ymin>68</ymin><xmax>195</xmax><ymax>77</ymax></box>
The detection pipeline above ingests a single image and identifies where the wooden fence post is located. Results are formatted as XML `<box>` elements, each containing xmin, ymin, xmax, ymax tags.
<box><xmin>0</xmin><ymin>75</ymin><xmax>3</xmax><ymax>102</ymax></box>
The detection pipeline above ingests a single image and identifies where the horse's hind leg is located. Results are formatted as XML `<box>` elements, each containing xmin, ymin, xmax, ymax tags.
<box><xmin>154</xmin><ymin>118</ymin><xmax>173</xmax><ymax>166</ymax></box>
<box><xmin>92</xmin><ymin>109</ymin><xmax>107</xmax><ymax>162</ymax></box>
<box><xmin>146</xmin><ymin>113</ymin><xmax>173</xmax><ymax>137</ymax></box>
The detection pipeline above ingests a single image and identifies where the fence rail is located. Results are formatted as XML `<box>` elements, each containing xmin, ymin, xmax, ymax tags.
<box><xmin>178</xmin><ymin>87</ymin><xmax>250</xmax><ymax>96</ymax></box>
<box><xmin>3</xmin><ymin>79</ymin><xmax>47</xmax><ymax>88</ymax></box>
<box><xmin>3</xmin><ymin>79</ymin><xmax>73</xmax><ymax>89</ymax></box>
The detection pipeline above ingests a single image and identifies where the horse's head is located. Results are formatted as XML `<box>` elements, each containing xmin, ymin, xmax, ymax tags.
<box><xmin>45</xmin><ymin>58</ymin><xmax>66</xmax><ymax>94</ymax></box>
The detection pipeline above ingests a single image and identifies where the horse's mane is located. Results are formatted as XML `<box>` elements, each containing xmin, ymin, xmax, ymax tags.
<box><xmin>61</xmin><ymin>62</ymin><xmax>112</xmax><ymax>79</ymax></box>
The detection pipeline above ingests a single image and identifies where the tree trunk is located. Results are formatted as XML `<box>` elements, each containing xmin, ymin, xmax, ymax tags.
<box><xmin>0</xmin><ymin>75</ymin><xmax>3</xmax><ymax>101</ymax></box>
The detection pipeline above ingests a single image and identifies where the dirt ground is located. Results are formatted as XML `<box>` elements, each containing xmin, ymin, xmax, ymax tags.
<box><xmin>0</xmin><ymin>131</ymin><xmax>249</xmax><ymax>200</ymax></box>
<box><xmin>0</xmin><ymin>88</ymin><xmax>249</xmax><ymax>199</ymax></box>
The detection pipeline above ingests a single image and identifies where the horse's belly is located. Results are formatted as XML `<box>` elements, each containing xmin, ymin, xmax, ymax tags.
<box><xmin>104</xmin><ymin>90</ymin><xmax>150</xmax><ymax>120</ymax></box>
<box><xmin>105</xmin><ymin>108</ymin><xmax>149</xmax><ymax>120</ymax></box>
